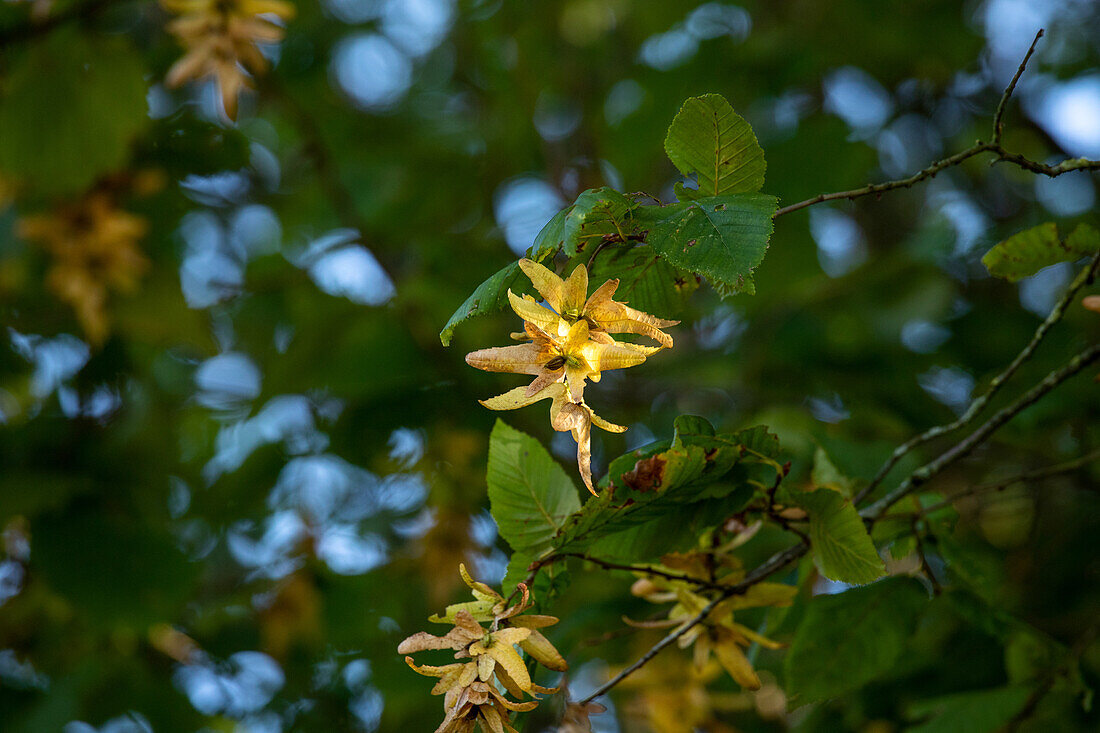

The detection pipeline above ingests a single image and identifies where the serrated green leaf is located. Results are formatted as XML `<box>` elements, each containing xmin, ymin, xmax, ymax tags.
<box><xmin>487</xmin><ymin>421</ymin><xmax>581</xmax><ymax>559</ymax></box>
<box><xmin>982</xmin><ymin>222</ymin><xmax>1099</xmax><ymax>282</ymax></box>
<box><xmin>664</xmin><ymin>94</ymin><xmax>766</xmax><ymax>196</ymax></box>
<box><xmin>551</xmin><ymin>424</ymin><xmax>779</xmax><ymax>556</ymax></box>
<box><xmin>796</xmin><ymin>489</ymin><xmax>885</xmax><ymax>584</ymax></box>
<box><xmin>0</xmin><ymin>33</ymin><xmax>149</xmax><ymax>196</ymax></box>
<box><xmin>905</xmin><ymin>686</ymin><xmax>1030</xmax><ymax>733</ymax></box>
<box><xmin>784</xmin><ymin>577</ymin><xmax>928</xmax><ymax>705</ymax></box>
<box><xmin>561</xmin><ymin>187</ymin><xmax>638</xmax><ymax>257</ymax></box>
<box><xmin>640</xmin><ymin>194</ymin><xmax>777</xmax><ymax>293</ymax></box>
<box><xmin>588</xmin><ymin>244</ymin><xmax>697</xmax><ymax>319</ymax></box>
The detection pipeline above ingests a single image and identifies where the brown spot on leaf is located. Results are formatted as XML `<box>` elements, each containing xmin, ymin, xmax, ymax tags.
<box><xmin>622</xmin><ymin>455</ymin><xmax>666</xmax><ymax>492</ymax></box>
<box><xmin>704</xmin><ymin>448</ymin><xmax>718</xmax><ymax>461</ymax></box>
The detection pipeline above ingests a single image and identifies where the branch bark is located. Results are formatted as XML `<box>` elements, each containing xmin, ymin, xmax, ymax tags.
<box><xmin>854</xmin><ymin>249</ymin><xmax>1100</xmax><ymax>506</ymax></box>
<box><xmin>773</xmin><ymin>28</ymin><xmax>1100</xmax><ymax>220</ymax></box>
<box><xmin>862</xmin><ymin>343</ymin><xmax>1100</xmax><ymax>520</ymax></box>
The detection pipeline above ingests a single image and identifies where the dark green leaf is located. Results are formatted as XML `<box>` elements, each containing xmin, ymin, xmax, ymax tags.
<box><xmin>551</xmin><ymin>424</ymin><xmax>778</xmax><ymax>555</ymax></box>
<box><xmin>785</xmin><ymin>577</ymin><xmax>928</xmax><ymax>704</ymax></box>
<box><xmin>641</xmin><ymin>194</ymin><xmax>777</xmax><ymax>293</ymax></box>
<box><xmin>905</xmin><ymin>686</ymin><xmax>1030</xmax><ymax>733</ymax></box>
<box><xmin>664</xmin><ymin>94</ymin><xmax>767</xmax><ymax>195</ymax></box>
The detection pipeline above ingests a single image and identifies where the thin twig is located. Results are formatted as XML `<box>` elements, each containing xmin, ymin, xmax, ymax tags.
<box><xmin>576</xmin><ymin>541</ymin><xmax>808</xmax><ymax>705</ymax></box>
<box><xmin>853</xmin><ymin>250</ymin><xmax>1100</xmax><ymax>506</ymax></box>
<box><xmin>557</xmin><ymin>553</ymin><xmax>729</xmax><ymax>591</ymax></box>
<box><xmin>772</xmin><ymin>29</ymin><xmax>1100</xmax><ymax>219</ymax></box>
<box><xmin>911</xmin><ymin>519</ymin><xmax>942</xmax><ymax>596</ymax></box>
<box><xmin>862</xmin><ymin>343</ymin><xmax>1100</xmax><ymax>520</ymax></box>
<box><xmin>880</xmin><ymin>447</ymin><xmax>1100</xmax><ymax>521</ymax></box>
<box><xmin>993</xmin><ymin>29</ymin><xmax>1044</xmax><ymax>144</ymax></box>
<box><xmin>774</xmin><ymin>142</ymin><xmax>1100</xmax><ymax>219</ymax></box>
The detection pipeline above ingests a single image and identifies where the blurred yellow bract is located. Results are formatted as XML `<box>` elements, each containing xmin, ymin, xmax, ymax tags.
<box><xmin>162</xmin><ymin>0</ymin><xmax>296</xmax><ymax>120</ymax></box>
<box><xmin>465</xmin><ymin>259</ymin><xmax>676</xmax><ymax>494</ymax></box>
<box><xmin>18</xmin><ymin>191</ymin><xmax>149</xmax><ymax>345</ymax></box>
<box><xmin>628</xmin><ymin>551</ymin><xmax>796</xmax><ymax>691</ymax></box>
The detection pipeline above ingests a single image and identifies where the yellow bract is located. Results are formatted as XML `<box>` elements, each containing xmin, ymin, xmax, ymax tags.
<box><xmin>161</xmin><ymin>0</ymin><xmax>296</xmax><ymax>120</ymax></box>
<box><xmin>629</xmin><ymin>551</ymin><xmax>796</xmax><ymax>691</ymax></box>
<box><xmin>465</xmin><ymin>259</ymin><xmax>676</xmax><ymax>493</ymax></box>
<box><xmin>399</xmin><ymin>565</ymin><xmax>566</xmax><ymax>733</ymax></box>
<box><xmin>18</xmin><ymin>191</ymin><xmax>149</xmax><ymax>345</ymax></box>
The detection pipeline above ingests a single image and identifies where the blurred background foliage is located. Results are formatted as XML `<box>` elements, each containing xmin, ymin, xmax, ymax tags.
<box><xmin>0</xmin><ymin>0</ymin><xmax>1099</xmax><ymax>731</ymax></box>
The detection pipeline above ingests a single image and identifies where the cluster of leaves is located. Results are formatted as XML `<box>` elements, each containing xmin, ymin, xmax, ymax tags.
<box><xmin>440</xmin><ymin>94</ymin><xmax>777</xmax><ymax>347</ymax></box>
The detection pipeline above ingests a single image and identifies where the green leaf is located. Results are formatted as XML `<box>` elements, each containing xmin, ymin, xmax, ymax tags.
<box><xmin>905</xmin><ymin>686</ymin><xmax>1030</xmax><ymax>733</ymax></box>
<box><xmin>981</xmin><ymin>222</ymin><xmax>1099</xmax><ymax>282</ymax></box>
<box><xmin>796</xmin><ymin>489</ymin><xmax>885</xmax><ymax>584</ymax></box>
<box><xmin>487</xmin><ymin>420</ymin><xmax>581</xmax><ymax>559</ymax></box>
<box><xmin>640</xmin><ymin>194</ymin><xmax>778</xmax><ymax>293</ymax></box>
<box><xmin>439</xmin><ymin>260</ymin><xmax>527</xmax><ymax>346</ymax></box>
<box><xmin>561</xmin><ymin>187</ymin><xmax>638</xmax><ymax>257</ymax></box>
<box><xmin>785</xmin><ymin>577</ymin><xmax>928</xmax><ymax>704</ymax></box>
<box><xmin>551</xmin><ymin>424</ymin><xmax>779</xmax><ymax>555</ymax></box>
<box><xmin>811</xmin><ymin>446</ymin><xmax>854</xmax><ymax>497</ymax></box>
<box><xmin>530</xmin><ymin>206</ymin><xmax>570</xmax><ymax>254</ymax></box>
<box><xmin>588</xmin><ymin>492</ymin><xmax>753</xmax><ymax>562</ymax></box>
<box><xmin>0</xmin><ymin>33</ymin><xmax>148</xmax><ymax>196</ymax></box>
<box><xmin>664</xmin><ymin>94</ymin><xmax>767</xmax><ymax>196</ymax></box>
<box><xmin>588</xmin><ymin>244</ymin><xmax>697</xmax><ymax>319</ymax></box>
<box><xmin>438</xmin><ymin>227</ymin><xmax>560</xmax><ymax>345</ymax></box>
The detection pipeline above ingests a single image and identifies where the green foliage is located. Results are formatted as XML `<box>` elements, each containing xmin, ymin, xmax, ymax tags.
<box><xmin>587</xmin><ymin>244</ymin><xmax>697</xmax><ymax>318</ymax></box>
<box><xmin>795</xmin><ymin>488</ymin><xmax>885</xmax><ymax>584</ymax></box>
<box><xmin>664</xmin><ymin>94</ymin><xmax>767</xmax><ymax>197</ymax></box>
<box><xmin>905</xmin><ymin>686</ymin><xmax>1031</xmax><ymax>733</ymax></box>
<box><xmin>641</xmin><ymin>193</ymin><xmax>778</xmax><ymax>294</ymax></box>
<box><xmin>811</xmin><ymin>446</ymin><xmax>855</xmax><ymax>496</ymax></box>
<box><xmin>487</xmin><ymin>420</ymin><xmax>581</xmax><ymax>560</ymax></box>
<box><xmin>3</xmin><ymin>3</ymin><xmax>1099</xmax><ymax>730</ymax></box>
<box><xmin>784</xmin><ymin>577</ymin><xmax>928</xmax><ymax>704</ymax></box>
<box><xmin>982</xmin><ymin>222</ymin><xmax>1099</xmax><ymax>282</ymax></box>
<box><xmin>561</xmin><ymin>187</ymin><xmax>638</xmax><ymax>257</ymax></box>
<box><xmin>544</xmin><ymin>417</ymin><xmax>781</xmax><ymax>561</ymax></box>
<box><xmin>0</xmin><ymin>33</ymin><xmax>148</xmax><ymax>196</ymax></box>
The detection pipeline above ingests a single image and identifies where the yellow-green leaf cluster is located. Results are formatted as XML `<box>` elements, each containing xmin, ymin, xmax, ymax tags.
<box><xmin>399</xmin><ymin>565</ymin><xmax>566</xmax><ymax>733</ymax></box>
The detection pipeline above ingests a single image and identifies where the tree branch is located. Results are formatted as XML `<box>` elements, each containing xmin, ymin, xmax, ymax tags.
<box><xmin>862</xmin><ymin>343</ymin><xmax>1100</xmax><ymax>520</ymax></box>
<box><xmin>557</xmin><ymin>553</ymin><xmax>729</xmax><ymax>591</ymax></box>
<box><xmin>773</xmin><ymin>28</ymin><xmax>1100</xmax><ymax>220</ymax></box>
<box><xmin>882</xmin><ymin>447</ymin><xmax>1100</xmax><ymax>521</ymax></box>
<box><xmin>853</xmin><ymin>249</ymin><xmax>1100</xmax><ymax>506</ymax></box>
